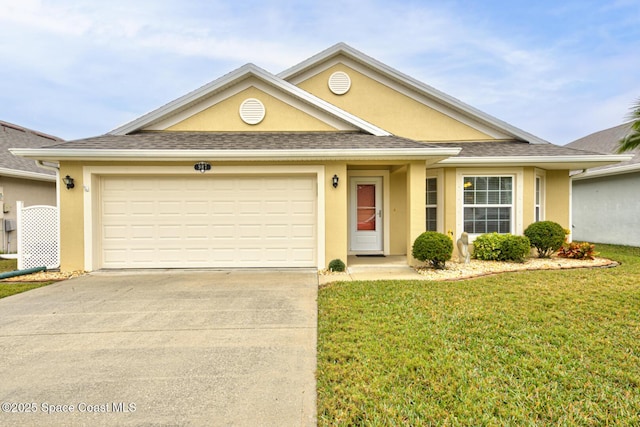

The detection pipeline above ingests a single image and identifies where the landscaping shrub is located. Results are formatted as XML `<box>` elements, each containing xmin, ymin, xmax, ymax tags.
<box><xmin>499</xmin><ymin>234</ymin><xmax>531</xmax><ymax>262</ymax></box>
<box><xmin>412</xmin><ymin>231</ymin><xmax>453</xmax><ymax>270</ymax></box>
<box><xmin>473</xmin><ymin>233</ymin><xmax>530</xmax><ymax>262</ymax></box>
<box><xmin>557</xmin><ymin>242</ymin><xmax>598</xmax><ymax>260</ymax></box>
<box><xmin>524</xmin><ymin>221</ymin><xmax>566</xmax><ymax>258</ymax></box>
<box><xmin>328</xmin><ymin>259</ymin><xmax>346</xmax><ymax>272</ymax></box>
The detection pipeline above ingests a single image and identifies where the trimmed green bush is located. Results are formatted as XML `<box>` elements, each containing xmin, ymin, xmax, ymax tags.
<box><xmin>524</xmin><ymin>221</ymin><xmax>566</xmax><ymax>258</ymax></box>
<box><xmin>328</xmin><ymin>259</ymin><xmax>346</xmax><ymax>272</ymax></box>
<box><xmin>412</xmin><ymin>231</ymin><xmax>453</xmax><ymax>270</ymax></box>
<box><xmin>473</xmin><ymin>233</ymin><xmax>530</xmax><ymax>262</ymax></box>
<box><xmin>499</xmin><ymin>234</ymin><xmax>531</xmax><ymax>262</ymax></box>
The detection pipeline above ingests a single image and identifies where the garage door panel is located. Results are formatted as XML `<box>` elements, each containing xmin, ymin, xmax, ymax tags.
<box><xmin>100</xmin><ymin>175</ymin><xmax>317</xmax><ymax>268</ymax></box>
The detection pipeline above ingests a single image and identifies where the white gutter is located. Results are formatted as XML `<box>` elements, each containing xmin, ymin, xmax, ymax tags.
<box><xmin>11</xmin><ymin>147</ymin><xmax>462</xmax><ymax>162</ymax></box>
<box><xmin>0</xmin><ymin>166</ymin><xmax>56</xmax><ymax>182</ymax></box>
<box><xmin>35</xmin><ymin>161</ymin><xmax>61</xmax><ymax>211</ymax></box>
<box><xmin>571</xmin><ymin>162</ymin><xmax>640</xmax><ymax>180</ymax></box>
<box><xmin>439</xmin><ymin>154</ymin><xmax>633</xmax><ymax>164</ymax></box>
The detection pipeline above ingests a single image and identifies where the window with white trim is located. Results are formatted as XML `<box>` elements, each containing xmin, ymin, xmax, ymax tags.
<box><xmin>535</xmin><ymin>176</ymin><xmax>544</xmax><ymax>222</ymax></box>
<box><xmin>425</xmin><ymin>177</ymin><xmax>437</xmax><ymax>231</ymax></box>
<box><xmin>463</xmin><ymin>176</ymin><xmax>513</xmax><ymax>234</ymax></box>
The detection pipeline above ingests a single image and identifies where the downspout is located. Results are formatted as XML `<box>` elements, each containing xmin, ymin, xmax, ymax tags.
<box><xmin>35</xmin><ymin>160</ymin><xmax>61</xmax><ymax>207</ymax></box>
<box><xmin>567</xmin><ymin>169</ymin><xmax>586</xmax><ymax>244</ymax></box>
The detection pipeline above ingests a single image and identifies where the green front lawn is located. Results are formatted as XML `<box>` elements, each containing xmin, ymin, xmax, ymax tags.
<box><xmin>0</xmin><ymin>258</ymin><xmax>53</xmax><ymax>299</ymax></box>
<box><xmin>317</xmin><ymin>244</ymin><xmax>640</xmax><ymax>425</ymax></box>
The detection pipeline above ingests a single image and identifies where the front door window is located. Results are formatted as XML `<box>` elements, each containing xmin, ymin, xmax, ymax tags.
<box><xmin>357</xmin><ymin>184</ymin><xmax>377</xmax><ymax>231</ymax></box>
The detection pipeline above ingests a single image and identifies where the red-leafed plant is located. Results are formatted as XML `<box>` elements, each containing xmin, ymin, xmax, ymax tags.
<box><xmin>557</xmin><ymin>242</ymin><xmax>598</xmax><ymax>260</ymax></box>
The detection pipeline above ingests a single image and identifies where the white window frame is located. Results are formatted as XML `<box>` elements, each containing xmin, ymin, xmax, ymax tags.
<box><xmin>534</xmin><ymin>169</ymin><xmax>546</xmax><ymax>222</ymax></box>
<box><xmin>425</xmin><ymin>177</ymin><xmax>437</xmax><ymax>231</ymax></box>
<box><xmin>456</xmin><ymin>168</ymin><xmax>524</xmax><ymax>241</ymax></box>
<box><xmin>426</xmin><ymin>169</ymin><xmax>444</xmax><ymax>232</ymax></box>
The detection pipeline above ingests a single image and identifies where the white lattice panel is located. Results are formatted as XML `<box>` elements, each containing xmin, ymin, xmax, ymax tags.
<box><xmin>17</xmin><ymin>202</ymin><xmax>60</xmax><ymax>270</ymax></box>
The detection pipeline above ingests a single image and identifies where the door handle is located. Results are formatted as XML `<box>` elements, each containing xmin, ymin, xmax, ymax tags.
<box><xmin>378</xmin><ymin>209</ymin><xmax>382</xmax><ymax>218</ymax></box>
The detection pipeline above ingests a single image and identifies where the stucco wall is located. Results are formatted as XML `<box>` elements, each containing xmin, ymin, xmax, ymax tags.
<box><xmin>167</xmin><ymin>86</ymin><xmax>338</xmax><ymax>132</ymax></box>
<box><xmin>59</xmin><ymin>162</ymin><xmax>84</xmax><ymax>271</ymax></box>
<box><xmin>572</xmin><ymin>172</ymin><xmax>640</xmax><ymax>246</ymax></box>
<box><xmin>296</xmin><ymin>63</ymin><xmax>493</xmax><ymax>142</ymax></box>
<box><xmin>545</xmin><ymin>170</ymin><xmax>571</xmax><ymax>230</ymax></box>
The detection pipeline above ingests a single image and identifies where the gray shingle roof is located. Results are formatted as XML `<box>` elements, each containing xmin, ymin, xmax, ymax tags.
<box><xmin>45</xmin><ymin>131</ymin><xmax>444</xmax><ymax>151</ymax></box>
<box><xmin>565</xmin><ymin>123</ymin><xmax>640</xmax><ymax>170</ymax></box>
<box><xmin>429</xmin><ymin>140</ymin><xmax>609</xmax><ymax>158</ymax></box>
<box><xmin>0</xmin><ymin>120</ymin><xmax>62</xmax><ymax>175</ymax></box>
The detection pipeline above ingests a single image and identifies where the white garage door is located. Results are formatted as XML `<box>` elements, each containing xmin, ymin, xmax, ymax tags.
<box><xmin>100</xmin><ymin>175</ymin><xmax>317</xmax><ymax>268</ymax></box>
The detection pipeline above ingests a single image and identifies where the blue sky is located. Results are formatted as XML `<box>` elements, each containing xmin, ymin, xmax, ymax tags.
<box><xmin>1</xmin><ymin>0</ymin><xmax>638</xmax><ymax>144</ymax></box>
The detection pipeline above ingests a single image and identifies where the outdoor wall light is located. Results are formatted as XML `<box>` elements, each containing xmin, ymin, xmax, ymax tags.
<box><xmin>63</xmin><ymin>175</ymin><xmax>75</xmax><ymax>190</ymax></box>
<box><xmin>332</xmin><ymin>174</ymin><xmax>339</xmax><ymax>188</ymax></box>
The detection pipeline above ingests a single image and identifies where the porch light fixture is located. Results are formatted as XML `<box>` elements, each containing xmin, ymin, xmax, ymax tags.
<box><xmin>332</xmin><ymin>174</ymin><xmax>339</xmax><ymax>188</ymax></box>
<box><xmin>63</xmin><ymin>175</ymin><xmax>75</xmax><ymax>189</ymax></box>
<box><xmin>194</xmin><ymin>161</ymin><xmax>212</xmax><ymax>174</ymax></box>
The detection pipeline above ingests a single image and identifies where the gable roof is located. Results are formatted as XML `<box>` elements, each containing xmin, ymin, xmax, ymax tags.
<box><xmin>109</xmin><ymin>63</ymin><xmax>390</xmax><ymax>137</ymax></box>
<box><xmin>279</xmin><ymin>42</ymin><xmax>551</xmax><ymax>145</ymax></box>
<box><xmin>0</xmin><ymin>120</ymin><xmax>62</xmax><ymax>181</ymax></box>
<box><xmin>566</xmin><ymin>123</ymin><xmax>640</xmax><ymax>179</ymax></box>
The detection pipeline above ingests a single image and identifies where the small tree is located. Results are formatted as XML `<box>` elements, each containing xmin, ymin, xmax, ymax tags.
<box><xmin>524</xmin><ymin>221</ymin><xmax>566</xmax><ymax>258</ymax></box>
<box><xmin>412</xmin><ymin>231</ymin><xmax>453</xmax><ymax>270</ymax></box>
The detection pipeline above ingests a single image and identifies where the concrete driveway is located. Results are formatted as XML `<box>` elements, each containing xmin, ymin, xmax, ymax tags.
<box><xmin>0</xmin><ymin>270</ymin><xmax>318</xmax><ymax>426</ymax></box>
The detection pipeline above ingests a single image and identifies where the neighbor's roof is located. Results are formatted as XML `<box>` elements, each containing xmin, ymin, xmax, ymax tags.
<box><xmin>434</xmin><ymin>140</ymin><xmax>633</xmax><ymax>170</ymax></box>
<box><xmin>10</xmin><ymin>132</ymin><xmax>461</xmax><ymax>162</ymax></box>
<box><xmin>0</xmin><ymin>120</ymin><xmax>62</xmax><ymax>181</ymax></box>
<box><xmin>566</xmin><ymin>123</ymin><xmax>640</xmax><ymax>179</ymax></box>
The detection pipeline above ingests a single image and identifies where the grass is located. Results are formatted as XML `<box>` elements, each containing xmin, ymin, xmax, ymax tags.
<box><xmin>317</xmin><ymin>244</ymin><xmax>640</xmax><ymax>426</ymax></box>
<box><xmin>0</xmin><ymin>258</ymin><xmax>54</xmax><ymax>299</ymax></box>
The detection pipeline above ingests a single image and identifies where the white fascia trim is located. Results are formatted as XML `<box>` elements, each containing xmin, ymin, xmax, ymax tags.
<box><xmin>571</xmin><ymin>162</ymin><xmax>640</xmax><ymax>180</ymax></box>
<box><xmin>109</xmin><ymin>63</ymin><xmax>390</xmax><ymax>137</ymax></box>
<box><xmin>12</xmin><ymin>147</ymin><xmax>462</xmax><ymax>162</ymax></box>
<box><xmin>0</xmin><ymin>167</ymin><xmax>56</xmax><ymax>182</ymax></box>
<box><xmin>280</xmin><ymin>43</ymin><xmax>550</xmax><ymax>144</ymax></box>
<box><xmin>439</xmin><ymin>154</ymin><xmax>634</xmax><ymax>166</ymax></box>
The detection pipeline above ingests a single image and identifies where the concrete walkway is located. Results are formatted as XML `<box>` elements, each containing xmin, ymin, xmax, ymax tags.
<box><xmin>319</xmin><ymin>255</ymin><xmax>425</xmax><ymax>284</ymax></box>
<box><xmin>0</xmin><ymin>270</ymin><xmax>317</xmax><ymax>426</ymax></box>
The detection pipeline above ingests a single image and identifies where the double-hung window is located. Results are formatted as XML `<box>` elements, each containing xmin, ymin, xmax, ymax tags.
<box><xmin>425</xmin><ymin>177</ymin><xmax>437</xmax><ymax>231</ymax></box>
<box><xmin>463</xmin><ymin>176</ymin><xmax>513</xmax><ymax>234</ymax></box>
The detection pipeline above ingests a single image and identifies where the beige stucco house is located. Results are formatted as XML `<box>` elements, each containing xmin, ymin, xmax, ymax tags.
<box><xmin>12</xmin><ymin>43</ymin><xmax>629</xmax><ymax>271</ymax></box>
<box><xmin>0</xmin><ymin>120</ymin><xmax>61</xmax><ymax>253</ymax></box>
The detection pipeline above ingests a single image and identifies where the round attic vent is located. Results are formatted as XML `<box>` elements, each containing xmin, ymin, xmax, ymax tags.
<box><xmin>328</xmin><ymin>71</ymin><xmax>351</xmax><ymax>95</ymax></box>
<box><xmin>239</xmin><ymin>98</ymin><xmax>265</xmax><ymax>125</ymax></box>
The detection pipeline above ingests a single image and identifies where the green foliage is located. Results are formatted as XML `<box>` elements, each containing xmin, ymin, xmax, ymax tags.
<box><xmin>328</xmin><ymin>259</ymin><xmax>346</xmax><ymax>272</ymax></box>
<box><xmin>617</xmin><ymin>97</ymin><xmax>640</xmax><ymax>153</ymax></box>
<box><xmin>499</xmin><ymin>234</ymin><xmax>531</xmax><ymax>262</ymax></box>
<box><xmin>524</xmin><ymin>221</ymin><xmax>566</xmax><ymax>258</ymax></box>
<box><xmin>558</xmin><ymin>242</ymin><xmax>598</xmax><ymax>260</ymax></box>
<box><xmin>412</xmin><ymin>231</ymin><xmax>453</xmax><ymax>270</ymax></box>
<box><xmin>473</xmin><ymin>233</ymin><xmax>530</xmax><ymax>262</ymax></box>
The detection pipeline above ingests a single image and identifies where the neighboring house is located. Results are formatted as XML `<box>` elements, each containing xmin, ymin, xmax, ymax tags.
<box><xmin>0</xmin><ymin>120</ymin><xmax>61</xmax><ymax>253</ymax></box>
<box><xmin>566</xmin><ymin>123</ymin><xmax>640</xmax><ymax>247</ymax></box>
<box><xmin>12</xmin><ymin>43</ymin><xmax>630</xmax><ymax>272</ymax></box>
